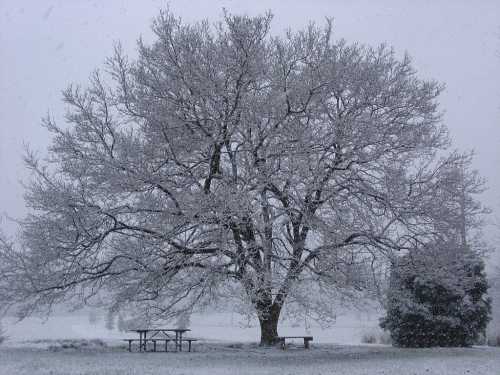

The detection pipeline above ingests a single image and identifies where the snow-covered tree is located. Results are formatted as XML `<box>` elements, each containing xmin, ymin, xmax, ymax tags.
<box><xmin>380</xmin><ymin>157</ymin><xmax>491</xmax><ymax>347</ymax></box>
<box><xmin>0</xmin><ymin>10</ymin><xmax>486</xmax><ymax>345</ymax></box>
<box><xmin>380</xmin><ymin>242</ymin><xmax>491</xmax><ymax>347</ymax></box>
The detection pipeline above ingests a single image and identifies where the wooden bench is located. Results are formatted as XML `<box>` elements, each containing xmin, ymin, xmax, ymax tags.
<box><xmin>278</xmin><ymin>336</ymin><xmax>313</xmax><ymax>350</ymax></box>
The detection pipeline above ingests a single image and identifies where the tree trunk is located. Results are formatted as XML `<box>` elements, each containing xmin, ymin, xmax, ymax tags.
<box><xmin>258</xmin><ymin>304</ymin><xmax>281</xmax><ymax>346</ymax></box>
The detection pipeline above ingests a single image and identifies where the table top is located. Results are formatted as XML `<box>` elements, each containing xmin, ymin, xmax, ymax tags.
<box><xmin>129</xmin><ymin>328</ymin><xmax>191</xmax><ymax>333</ymax></box>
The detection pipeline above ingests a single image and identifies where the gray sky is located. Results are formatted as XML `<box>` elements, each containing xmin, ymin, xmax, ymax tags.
<box><xmin>1</xmin><ymin>0</ymin><xmax>499</xmax><ymax>248</ymax></box>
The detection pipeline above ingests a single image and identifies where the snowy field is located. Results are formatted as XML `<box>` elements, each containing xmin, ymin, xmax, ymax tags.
<box><xmin>1</xmin><ymin>312</ymin><xmax>499</xmax><ymax>374</ymax></box>
<box><xmin>1</xmin><ymin>343</ymin><xmax>499</xmax><ymax>375</ymax></box>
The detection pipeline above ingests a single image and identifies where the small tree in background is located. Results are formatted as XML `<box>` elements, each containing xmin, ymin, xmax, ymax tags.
<box><xmin>105</xmin><ymin>310</ymin><xmax>115</xmax><ymax>331</ymax></box>
<box><xmin>117</xmin><ymin>314</ymin><xmax>129</xmax><ymax>332</ymax></box>
<box><xmin>175</xmin><ymin>311</ymin><xmax>191</xmax><ymax>329</ymax></box>
<box><xmin>88</xmin><ymin>310</ymin><xmax>99</xmax><ymax>325</ymax></box>
<box><xmin>0</xmin><ymin>320</ymin><xmax>6</xmax><ymax>345</ymax></box>
<box><xmin>380</xmin><ymin>243</ymin><xmax>491</xmax><ymax>347</ymax></box>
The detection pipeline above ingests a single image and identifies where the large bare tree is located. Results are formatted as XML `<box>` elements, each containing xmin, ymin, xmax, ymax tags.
<box><xmin>0</xmin><ymin>11</ymin><xmax>485</xmax><ymax>345</ymax></box>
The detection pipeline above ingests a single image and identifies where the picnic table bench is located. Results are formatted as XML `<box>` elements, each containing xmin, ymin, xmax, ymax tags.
<box><xmin>278</xmin><ymin>336</ymin><xmax>313</xmax><ymax>349</ymax></box>
<box><xmin>123</xmin><ymin>337</ymin><xmax>198</xmax><ymax>352</ymax></box>
<box><xmin>124</xmin><ymin>328</ymin><xmax>197</xmax><ymax>352</ymax></box>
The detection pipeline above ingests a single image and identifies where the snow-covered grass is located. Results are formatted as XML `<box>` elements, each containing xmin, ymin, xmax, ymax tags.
<box><xmin>1</xmin><ymin>342</ymin><xmax>499</xmax><ymax>375</ymax></box>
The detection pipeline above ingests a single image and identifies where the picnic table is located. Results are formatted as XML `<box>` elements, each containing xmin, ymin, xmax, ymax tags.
<box><xmin>126</xmin><ymin>328</ymin><xmax>192</xmax><ymax>352</ymax></box>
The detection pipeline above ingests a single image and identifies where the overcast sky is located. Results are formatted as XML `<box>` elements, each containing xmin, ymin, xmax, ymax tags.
<box><xmin>1</xmin><ymin>1</ymin><xmax>499</xmax><ymax>252</ymax></box>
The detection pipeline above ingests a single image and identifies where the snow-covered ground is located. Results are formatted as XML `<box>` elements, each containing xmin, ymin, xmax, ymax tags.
<box><xmin>1</xmin><ymin>343</ymin><xmax>499</xmax><ymax>375</ymax></box>
<box><xmin>1</xmin><ymin>312</ymin><xmax>499</xmax><ymax>374</ymax></box>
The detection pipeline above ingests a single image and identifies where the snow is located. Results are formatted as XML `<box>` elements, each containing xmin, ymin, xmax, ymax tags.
<box><xmin>1</xmin><ymin>343</ymin><xmax>499</xmax><ymax>375</ymax></box>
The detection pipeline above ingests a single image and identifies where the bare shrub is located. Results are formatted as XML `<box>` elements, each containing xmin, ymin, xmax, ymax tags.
<box><xmin>361</xmin><ymin>329</ymin><xmax>391</xmax><ymax>345</ymax></box>
<box><xmin>361</xmin><ymin>332</ymin><xmax>377</xmax><ymax>344</ymax></box>
<box><xmin>379</xmin><ymin>331</ymin><xmax>392</xmax><ymax>345</ymax></box>
<box><xmin>486</xmin><ymin>331</ymin><xmax>500</xmax><ymax>347</ymax></box>
<box><xmin>47</xmin><ymin>339</ymin><xmax>107</xmax><ymax>351</ymax></box>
